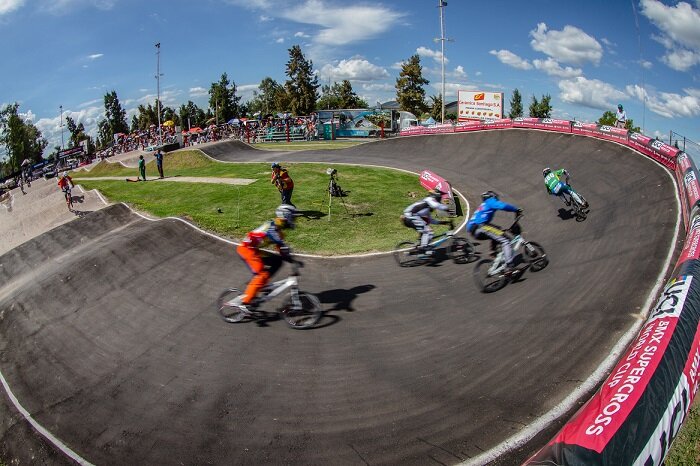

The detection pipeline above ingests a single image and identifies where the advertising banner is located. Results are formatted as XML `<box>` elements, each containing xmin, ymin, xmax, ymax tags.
<box><xmin>454</xmin><ymin>120</ymin><xmax>485</xmax><ymax>133</ymax></box>
<box><xmin>596</xmin><ymin>125</ymin><xmax>629</xmax><ymax>143</ymax></box>
<box><xmin>458</xmin><ymin>91</ymin><xmax>503</xmax><ymax>121</ymax></box>
<box><xmin>683</xmin><ymin>170</ymin><xmax>700</xmax><ymax>220</ymax></box>
<box><xmin>527</xmin><ymin>273</ymin><xmax>700</xmax><ymax>466</ymax></box>
<box><xmin>419</xmin><ymin>170</ymin><xmax>456</xmax><ymax>216</ymax></box>
<box><xmin>400</xmin><ymin>126</ymin><xmax>429</xmax><ymax>136</ymax></box>
<box><xmin>627</xmin><ymin>133</ymin><xmax>680</xmax><ymax>170</ymax></box>
<box><xmin>481</xmin><ymin>118</ymin><xmax>513</xmax><ymax>130</ymax></box>
<box><xmin>571</xmin><ymin>121</ymin><xmax>600</xmax><ymax>137</ymax></box>
<box><xmin>512</xmin><ymin>117</ymin><xmax>572</xmax><ymax>132</ymax></box>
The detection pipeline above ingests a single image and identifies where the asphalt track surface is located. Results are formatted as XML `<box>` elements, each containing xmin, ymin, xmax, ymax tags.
<box><xmin>0</xmin><ymin>131</ymin><xmax>679</xmax><ymax>465</ymax></box>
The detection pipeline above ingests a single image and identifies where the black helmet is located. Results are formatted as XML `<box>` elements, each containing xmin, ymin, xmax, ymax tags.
<box><xmin>430</xmin><ymin>188</ymin><xmax>445</xmax><ymax>201</ymax></box>
<box><xmin>481</xmin><ymin>190</ymin><xmax>498</xmax><ymax>201</ymax></box>
<box><xmin>543</xmin><ymin>167</ymin><xmax>552</xmax><ymax>177</ymax></box>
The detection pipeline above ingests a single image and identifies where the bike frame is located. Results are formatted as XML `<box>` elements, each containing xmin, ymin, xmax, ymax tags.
<box><xmin>489</xmin><ymin>235</ymin><xmax>526</xmax><ymax>275</ymax></box>
<box><xmin>259</xmin><ymin>274</ymin><xmax>302</xmax><ymax>309</ymax></box>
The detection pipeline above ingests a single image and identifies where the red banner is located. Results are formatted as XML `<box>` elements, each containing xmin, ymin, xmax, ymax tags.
<box><xmin>419</xmin><ymin>170</ymin><xmax>456</xmax><ymax>215</ymax></box>
<box><xmin>677</xmin><ymin>216</ymin><xmax>700</xmax><ymax>265</ymax></box>
<box><xmin>512</xmin><ymin>117</ymin><xmax>572</xmax><ymax>132</ymax></box>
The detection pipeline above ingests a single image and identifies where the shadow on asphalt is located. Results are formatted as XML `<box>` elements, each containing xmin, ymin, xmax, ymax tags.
<box><xmin>317</xmin><ymin>284</ymin><xmax>376</xmax><ymax>312</ymax></box>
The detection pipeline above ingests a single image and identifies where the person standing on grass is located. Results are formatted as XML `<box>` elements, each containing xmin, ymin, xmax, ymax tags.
<box><xmin>138</xmin><ymin>155</ymin><xmax>147</xmax><ymax>181</ymax></box>
<box><xmin>155</xmin><ymin>149</ymin><xmax>164</xmax><ymax>178</ymax></box>
<box><xmin>271</xmin><ymin>162</ymin><xmax>295</xmax><ymax>206</ymax></box>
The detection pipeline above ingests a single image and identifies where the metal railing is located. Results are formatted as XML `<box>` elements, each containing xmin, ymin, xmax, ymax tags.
<box><xmin>670</xmin><ymin>131</ymin><xmax>700</xmax><ymax>163</ymax></box>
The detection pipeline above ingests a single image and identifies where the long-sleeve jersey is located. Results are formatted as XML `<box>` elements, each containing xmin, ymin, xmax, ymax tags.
<box><xmin>57</xmin><ymin>176</ymin><xmax>73</xmax><ymax>189</ymax></box>
<box><xmin>241</xmin><ymin>220</ymin><xmax>286</xmax><ymax>250</ymax></box>
<box><xmin>404</xmin><ymin>196</ymin><xmax>449</xmax><ymax>222</ymax></box>
<box><xmin>467</xmin><ymin>197</ymin><xmax>519</xmax><ymax>228</ymax></box>
<box><xmin>544</xmin><ymin>169</ymin><xmax>567</xmax><ymax>193</ymax></box>
<box><xmin>271</xmin><ymin>169</ymin><xmax>294</xmax><ymax>191</ymax></box>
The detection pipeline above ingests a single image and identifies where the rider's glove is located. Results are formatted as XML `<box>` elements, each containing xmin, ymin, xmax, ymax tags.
<box><xmin>279</xmin><ymin>246</ymin><xmax>292</xmax><ymax>260</ymax></box>
<box><xmin>516</xmin><ymin>208</ymin><xmax>523</xmax><ymax>214</ymax></box>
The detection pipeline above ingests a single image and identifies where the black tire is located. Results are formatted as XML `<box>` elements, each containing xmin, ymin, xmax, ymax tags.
<box><xmin>447</xmin><ymin>237</ymin><xmax>475</xmax><ymax>264</ymax></box>
<box><xmin>217</xmin><ymin>288</ymin><xmax>248</xmax><ymax>323</ymax></box>
<box><xmin>473</xmin><ymin>259</ymin><xmax>509</xmax><ymax>293</ymax></box>
<box><xmin>522</xmin><ymin>241</ymin><xmax>548</xmax><ymax>272</ymax></box>
<box><xmin>393</xmin><ymin>241</ymin><xmax>424</xmax><ymax>267</ymax></box>
<box><xmin>281</xmin><ymin>292</ymin><xmax>323</xmax><ymax>329</ymax></box>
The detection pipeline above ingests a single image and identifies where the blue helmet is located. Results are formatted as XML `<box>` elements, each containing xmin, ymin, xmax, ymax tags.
<box><xmin>481</xmin><ymin>190</ymin><xmax>498</xmax><ymax>201</ymax></box>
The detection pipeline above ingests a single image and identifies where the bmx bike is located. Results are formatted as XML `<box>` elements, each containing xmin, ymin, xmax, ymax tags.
<box><xmin>561</xmin><ymin>185</ymin><xmax>589</xmax><ymax>221</ymax></box>
<box><xmin>393</xmin><ymin>221</ymin><xmax>475</xmax><ymax>267</ymax></box>
<box><xmin>217</xmin><ymin>259</ymin><xmax>323</xmax><ymax>329</ymax></box>
<box><xmin>473</xmin><ymin>214</ymin><xmax>548</xmax><ymax>293</ymax></box>
<box><xmin>62</xmin><ymin>187</ymin><xmax>74</xmax><ymax>210</ymax></box>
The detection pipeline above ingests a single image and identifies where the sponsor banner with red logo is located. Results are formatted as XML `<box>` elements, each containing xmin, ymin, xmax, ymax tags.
<box><xmin>419</xmin><ymin>170</ymin><xmax>456</xmax><ymax>215</ymax></box>
<box><xmin>481</xmin><ymin>118</ymin><xmax>513</xmax><ymax>129</ymax></box>
<box><xmin>627</xmin><ymin>133</ymin><xmax>679</xmax><ymax>170</ymax></box>
<box><xmin>458</xmin><ymin>90</ymin><xmax>503</xmax><ymax>121</ymax></box>
<box><xmin>512</xmin><ymin>117</ymin><xmax>572</xmax><ymax>132</ymax></box>
<box><xmin>400</xmin><ymin>126</ymin><xmax>428</xmax><ymax>136</ymax></box>
<box><xmin>596</xmin><ymin>125</ymin><xmax>629</xmax><ymax>143</ymax></box>
<box><xmin>676</xmin><ymin>216</ymin><xmax>700</xmax><ymax>267</ymax></box>
<box><xmin>527</xmin><ymin>273</ymin><xmax>700</xmax><ymax>465</ymax></box>
<box><xmin>683</xmin><ymin>170</ymin><xmax>700</xmax><ymax>219</ymax></box>
<box><xmin>571</xmin><ymin>121</ymin><xmax>600</xmax><ymax>137</ymax></box>
<box><xmin>454</xmin><ymin>120</ymin><xmax>485</xmax><ymax>133</ymax></box>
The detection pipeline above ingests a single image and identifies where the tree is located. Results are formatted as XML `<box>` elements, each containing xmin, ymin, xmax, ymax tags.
<box><xmin>103</xmin><ymin>90</ymin><xmax>129</xmax><ymax>136</ymax></box>
<box><xmin>209</xmin><ymin>73</ymin><xmax>240</xmax><ymax>124</ymax></box>
<box><xmin>317</xmin><ymin>80</ymin><xmax>368</xmax><ymax>110</ymax></box>
<box><xmin>528</xmin><ymin>94</ymin><xmax>552</xmax><ymax>118</ymax></box>
<box><xmin>0</xmin><ymin>103</ymin><xmax>47</xmax><ymax>174</ymax></box>
<box><xmin>597</xmin><ymin>111</ymin><xmax>641</xmax><ymax>133</ymax></box>
<box><xmin>429</xmin><ymin>94</ymin><xmax>443</xmax><ymax>120</ymax></box>
<box><xmin>395</xmin><ymin>54</ymin><xmax>430</xmax><ymax>117</ymax></box>
<box><xmin>178</xmin><ymin>101</ymin><xmax>206</xmax><ymax>130</ymax></box>
<box><xmin>284</xmin><ymin>45</ymin><xmax>319</xmax><ymax>115</ymax></box>
<box><xmin>65</xmin><ymin>116</ymin><xmax>88</xmax><ymax>148</ymax></box>
<box><xmin>508</xmin><ymin>89</ymin><xmax>523</xmax><ymax>119</ymax></box>
<box><xmin>247</xmin><ymin>77</ymin><xmax>283</xmax><ymax>116</ymax></box>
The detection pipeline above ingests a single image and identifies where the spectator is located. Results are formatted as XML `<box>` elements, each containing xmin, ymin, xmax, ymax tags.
<box><xmin>138</xmin><ymin>155</ymin><xmax>147</xmax><ymax>181</ymax></box>
<box><xmin>615</xmin><ymin>104</ymin><xmax>627</xmax><ymax>129</ymax></box>
<box><xmin>271</xmin><ymin>162</ymin><xmax>295</xmax><ymax>206</ymax></box>
<box><xmin>155</xmin><ymin>149</ymin><xmax>164</xmax><ymax>178</ymax></box>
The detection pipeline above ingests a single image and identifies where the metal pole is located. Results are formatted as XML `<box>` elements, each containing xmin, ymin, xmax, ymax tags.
<box><xmin>155</xmin><ymin>42</ymin><xmax>162</xmax><ymax>146</ymax></box>
<box><xmin>59</xmin><ymin>105</ymin><xmax>64</xmax><ymax>151</ymax></box>
<box><xmin>439</xmin><ymin>0</ymin><xmax>445</xmax><ymax>124</ymax></box>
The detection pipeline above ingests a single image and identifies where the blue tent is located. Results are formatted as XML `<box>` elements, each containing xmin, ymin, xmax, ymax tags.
<box><xmin>421</xmin><ymin>116</ymin><xmax>437</xmax><ymax>126</ymax></box>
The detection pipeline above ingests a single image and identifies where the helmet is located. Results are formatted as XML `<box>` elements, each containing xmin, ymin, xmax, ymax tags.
<box><xmin>481</xmin><ymin>190</ymin><xmax>498</xmax><ymax>201</ymax></box>
<box><xmin>429</xmin><ymin>188</ymin><xmax>445</xmax><ymax>201</ymax></box>
<box><xmin>275</xmin><ymin>204</ymin><xmax>296</xmax><ymax>229</ymax></box>
<box><xmin>271</xmin><ymin>162</ymin><xmax>280</xmax><ymax>169</ymax></box>
<box><xmin>543</xmin><ymin>167</ymin><xmax>552</xmax><ymax>177</ymax></box>
<box><xmin>62</xmin><ymin>171</ymin><xmax>69</xmax><ymax>178</ymax></box>
<box><xmin>617</xmin><ymin>104</ymin><xmax>623</xmax><ymax>109</ymax></box>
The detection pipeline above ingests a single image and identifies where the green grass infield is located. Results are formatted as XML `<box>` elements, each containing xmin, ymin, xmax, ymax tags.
<box><xmin>73</xmin><ymin>150</ymin><xmax>465</xmax><ymax>255</ymax></box>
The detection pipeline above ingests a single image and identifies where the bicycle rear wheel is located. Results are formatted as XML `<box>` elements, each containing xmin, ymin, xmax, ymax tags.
<box><xmin>217</xmin><ymin>288</ymin><xmax>248</xmax><ymax>323</ymax></box>
<box><xmin>447</xmin><ymin>237</ymin><xmax>475</xmax><ymax>264</ymax></box>
<box><xmin>281</xmin><ymin>292</ymin><xmax>323</xmax><ymax>329</ymax></box>
<box><xmin>522</xmin><ymin>241</ymin><xmax>549</xmax><ymax>272</ymax></box>
<box><xmin>473</xmin><ymin>259</ymin><xmax>508</xmax><ymax>293</ymax></box>
<box><xmin>393</xmin><ymin>241</ymin><xmax>424</xmax><ymax>267</ymax></box>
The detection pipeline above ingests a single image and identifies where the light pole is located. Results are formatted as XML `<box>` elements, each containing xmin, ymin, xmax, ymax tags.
<box><xmin>59</xmin><ymin>105</ymin><xmax>64</xmax><ymax>151</ymax></box>
<box><xmin>435</xmin><ymin>0</ymin><xmax>452</xmax><ymax>124</ymax></box>
<box><xmin>155</xmin><ymin>42</ymin><xmax>163</xmax><ymax>145</ymax></box>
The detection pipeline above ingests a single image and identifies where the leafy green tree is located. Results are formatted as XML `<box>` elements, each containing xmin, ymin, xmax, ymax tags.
<box><xmin>508</xmin><ymin>89</ymin><xmax>523</xmax><ymax>119</ymax></box>
<box><xmin>130</xmin><ymin>115</ymin><xmax>139</xmax><ymax>132</ymax></box>
<box><xmin>597</xmin><ymin>110</ymin><xmax>641</xmax><ymax>132</ymax></box>
<box><xmin>528</xmin><ymin>94</ymin><xmax>552</xmax><ymax>118</ymax></box>
<box><xmin>136</xmin><ymin>103</ymin><xmax>158</xmax><ymax>130</ymax></box>
<box><xmin>429</xmin><ymin>94</ymin><xmax>443</xmax><ymax>120</ymax></box>
<box><xmin>395</xmin><ymin>54</ymin><xmax>430</xmax><ymax>117</ymax></box>
<box><xmin>284</xmin><ymin>45</ymin><xmax>319</xmax><ymax>115</ymax></box>
<box><xmin>247</xmin><ymin>77</ymin><xmax>283</xmax><ymax>116</ymax></box>
<box><xmin>65</xmin><ymin>116</ymin><xmax>89</xmax><ymax>148</ymax></box>
<box><xmin>317</xmin><ymin>80</ymin><xmax>368</xmax><ymax>110</ymax></box>
<box><xmin>163</xmin><ymin>107</ymin><xmax>179</xmax><ymax>126</ymax></box>
<box><xmin>209</xmin><ymin>73</ymin><xmax>240</xmax><ymax>123</ymax></box>
<box><xmin>96</xmin><ymin>119</ymin><xmax>112</xmax><ymax>149</ymax></box>
<box><xmin>0</xmin><ymin>103</ymin><xmax>47</xmax><ymax>173</ymax></box>
<box><xmin>178</xmin><ymin>101</ymin><xmax>206</xmax><ymax>130</ymax></box>
<box><xmin>103</xmin><ymin>90</ymin><xmax>129</xmax><ymax>136</ymax></box>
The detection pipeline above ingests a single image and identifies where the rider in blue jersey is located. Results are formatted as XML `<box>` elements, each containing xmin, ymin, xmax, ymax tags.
<box><xmin>467</xmin><ymin>191</ymin><xmax>522</xmax><ymax>274</ymax></box>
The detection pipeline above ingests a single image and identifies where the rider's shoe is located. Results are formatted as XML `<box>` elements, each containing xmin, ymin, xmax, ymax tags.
<box><xmin>503</xmin><ymin>265</ymin><xmax>517</xmax><ymax>278</ymax></box>
<box><xmin>237</xmin><ymin>304</ymin><xmax>253</xmax><ymax>316</ymax></box>
<box><xmin>563</xmin><ymin>197</ymin><xmax>571</xmax><ymax>206</ymax></box>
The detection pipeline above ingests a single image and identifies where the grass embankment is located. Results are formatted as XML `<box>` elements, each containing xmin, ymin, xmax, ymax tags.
<box><xmin>73</xmin><ymin>150</ymin><xmax>461</xmax><ymax>255</ymax></box>
<box><xmin>254</xmin><ymin>140</ymin><xmax>367</xmax><ymax>151</ymax></box>
<box><xmin>666</xmin><ymin>398</ymin><xmax>700</xmax><ymax>465</ymax></box>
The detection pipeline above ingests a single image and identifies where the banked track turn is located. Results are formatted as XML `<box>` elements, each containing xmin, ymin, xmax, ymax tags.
<box><xmin>0</xmin><ymin>131</ymin><xmax>678</xmax><ymax>465</ymax></box>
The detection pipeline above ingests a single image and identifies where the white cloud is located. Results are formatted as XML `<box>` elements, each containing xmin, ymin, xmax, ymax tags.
<box><xmin>489</xmin><ymin>49</ymin><xmax>532</xmax><ymax>70</ymax></box>
<box><xmin>452</xmin><ymin>65</ymin><xmax>466</xmax><ymax>78</ymax></box>
<box><xmin>0</xmin><ymin>0</ymin><xmax>25</xmax><ymax>15</ymax></box>
<box><xmin>320</xmin><ymin>57</ymin><xmax>389</xmax><ymax>82</ymax></box>
<box><xmin>533</xmin><ymin>58</ymin><xmax>582</xmax><ymax>78</ymax></box>
<box><xmin>87</xmin><ymin>53</ymin><xmax>103</xmax><ymax>60</ymax></box>
<box><xmin>34</xmin><ymin>105</ymin><xmax>104</xmax><ymax>148</ymax></box>
<box><xmin>189</xmin><ymin>87</ymin><xmax>208</xmax><ymax>98</ymax></box>
<box><xmin>275</xmin><ymin>37</ymin><xmax>284</xmax><ymax>43</ymax></box>
<box><xmin>530</xmin><ymin>23</ymin><xmax>603</xmax><ymax>66</ymax></box>
<box><xmin>259</xmin><ymin>15</ymin><xmax>272</xmax><ymax>22</ymax></box>
<box><xmin>641</xmin><ymin>0</ymin><xmax>700</xmax><ymax>71</ymax></box>
<box><xmin>558</xmin><ymin>76</ymin><xmax>627</xmax><ymax>110</ymax></box>
<box><xmin>640</xmin><ymin>60</ymin><xmax>653</xmax><ymax>69</ymax></box>
<box><xmin>416</xmin><ymin>46</ymin><xmax>447</xmax><ymax>64</ymax></box>
<box><xmin>627</xmin><ymin>84</ymin><xmax>700</xmax><ymax>118</ymax></box>
<box><xmin>294</xmin><ymin>31</ymin><xmax>310</xmax><ymax>38</ymax></box>
<box><xmin>38</xmin><ymin>0</ymin><xmax>115</xmax><ymax>14</ymax></box>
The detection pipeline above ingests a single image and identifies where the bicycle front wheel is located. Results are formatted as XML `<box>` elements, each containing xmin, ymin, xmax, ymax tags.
<box><xmin>217</xmin><ymin>288</ymin><xmax>248</xmax><ymax>323</ymax></box>
<box><xmin>448</xmin><ymin>237</ymin><xmax>475</xmax><ymax>264</ymax></box>
<box><xmin>281</xmin><ymin>292</ymin><xmax>323</xmax><ymax>329</ymax></box>
<box><xmin>393</xmin><ymin>241</ymin><xmax>423</xmax><ymax>267</ymax></box>
<box><xmin>522</xmin><ymin>241</ymin><xmax>549</xmax><ymax>272</ymax></box>
<box><xmin>473</xmin><ymin>259</ymin><xmax>508</xmax><ymax>293</ymax></box>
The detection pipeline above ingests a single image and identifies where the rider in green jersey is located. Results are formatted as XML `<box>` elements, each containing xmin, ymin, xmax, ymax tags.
<box><xmin>543</xmin><ymin>168</ymin><xmax>587</xmax><ymax>207</ymax></box>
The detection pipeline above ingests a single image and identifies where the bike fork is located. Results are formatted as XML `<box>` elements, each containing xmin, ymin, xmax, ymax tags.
<box><xmin>290</xmin><ymin>287</ymin><xmax>302</xmax><ymax>310</ymax></box>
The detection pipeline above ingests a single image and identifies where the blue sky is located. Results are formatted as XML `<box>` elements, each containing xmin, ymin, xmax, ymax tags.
<box><xmin>1</xmin><ymin>0</ymin><xmax>699</xmax><ymax>153</ymax></box>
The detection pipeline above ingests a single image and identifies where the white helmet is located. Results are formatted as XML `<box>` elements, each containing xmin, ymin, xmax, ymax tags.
<box><xmin>275</xmin><ymin>204</ymin><xmax>296</xmax><ymax>229</ymax></box>
<box><xmin>62</xmin><ymin>171</ymin><xmax>69</xmax><ymax>178</ymax></box>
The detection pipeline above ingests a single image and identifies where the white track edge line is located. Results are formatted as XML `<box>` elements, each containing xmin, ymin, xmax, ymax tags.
<box><xmin>459</xmin><ymin>153</ymin><xmax>682</xmax><ymax>466</ymax></box>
